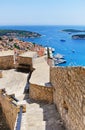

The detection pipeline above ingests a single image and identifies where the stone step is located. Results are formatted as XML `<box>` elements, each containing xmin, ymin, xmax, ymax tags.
<box><xmin>42</xmin><ymin>104</ymin><xmax>56</xmax><ymax>110</ymax></box>
<box><xmin>21</xmin><ymin>102</ymin><xmax>45</xmax><ymax>130</ymax></box>
<box><xmin>26</xmin><ymin>115</ymin><xmax>43</xmax><ymax>121</ymax></box>
<box><xmin>21</xmin><ymin>120</ymin><xmax>45</xmax><ymax>130</ymax></box>
<box><xmin>26</xmin><ymin>125</ymin><xmax>45</xmax><ymax>130</ymax></box>
<box><xmin>26</xmin><ymin>109</ymin><xmax>43</xmax><ymax>114</ymax></box>
<box><xmin>26</xmin><ymin>103</ymin><xmax>40</xmax><ymax>108</ymax></box>
<box><xmin>26</xmin><ymin>108</ymin><xmax>43</xmax><ymax>113</ymax></box>
<box><xmin>26</xmin><ymin>121</ymin><xmax>46</xmax><ymax>126</ymax></box>
<box><xmin>26</xmin><ymin>112</ymin><xmax>43</xmax><ymax>116</ymax></box>
<box><xmin>21</xmin><ymin>101</ymin><xmax>65</xmax><ymax>130</ymax></box>
<box><xmin>21</xmin><ymin>124</ymin><xmax>45</xmax><ymax>130</ymax></box>
<box><xmin>22</xmin><ymin>108</ymin><xmax>43</xmax><ymax>115</ymax></box>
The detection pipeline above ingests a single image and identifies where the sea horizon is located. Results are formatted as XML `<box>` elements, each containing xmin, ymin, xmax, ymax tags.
<box><xmin>0</xmin><ymin>24</ymin><xmax>85</xmax><ymax>26</ymax></box>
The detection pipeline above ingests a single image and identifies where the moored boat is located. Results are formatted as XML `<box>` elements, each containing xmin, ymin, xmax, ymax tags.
<box><xmin>60</xmin><ymin>39</ymin><xmax>66</xmax><ymax>42</ymax></box>
<box><xmin>54</xmin><ymin>58</ymin><xmax>66</xmax><ymax>65</ymax></box>
<box><xmin>54</xmin><ymin>53</ymin><xmax>64</xmax><ymax>59</ymax></box>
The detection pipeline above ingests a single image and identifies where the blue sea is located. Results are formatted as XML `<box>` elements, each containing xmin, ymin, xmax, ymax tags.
<box><xmin>0</xmin><ymin>25</ymin><xmax>85</xmax><ymax>66</ymax></box>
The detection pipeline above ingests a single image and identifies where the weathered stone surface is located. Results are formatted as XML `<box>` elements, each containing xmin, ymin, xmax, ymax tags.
<box><xmin>21</xmin><ymin>99</ymin><xmax>66</xmax><ymax>130</ymax></box>
<box><xmin>0</xmin><ymin>91</ymin><xmax>18</xmax><ymax>130</ymax></box>
<box><xmin>29</xmin><ymin>83</ymin><xmax>53</xmax><ymax>103</ymax></box>
<box><xmin>0</xmin><ymin>71</ymin><xmax>2</xmax><ymax>78</ymax></box>
<box><xmin>0</xmin><ymin>90</ymin><xmax>26</xmax><ymax>130</ymax></box>
<box><xmin>50</xmin><ymin>67</ymin><xmax>85</xmax><ymax>130</ymax></box>
<box><xmin>16</xmin><ymin>56</ymin><xmax>33</xmax><ymax>71</ymax></box>
<box><xmin>0</xmin><ymin>55</ymin><xmax>14</xmax><ymax>69</ymax></box>
<box><xmin>0</xmin><ymin>107</ymin><xmax>10</xmax><ymax>130</ymax></box>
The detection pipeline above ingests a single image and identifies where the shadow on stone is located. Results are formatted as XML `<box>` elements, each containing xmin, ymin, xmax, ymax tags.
<box><xmin>0</xmin><ymin>107</ymin><xmax>10</xmax><ymax>130</ymax></box>
<box><xmin>25</xmin><ymin>98</ymin><xmax>66</xmax><ymax>130</ymax></box>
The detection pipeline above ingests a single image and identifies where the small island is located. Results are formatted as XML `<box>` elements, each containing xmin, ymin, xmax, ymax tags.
<box><xmin>61</xmin><ymin>29</ymin><xmax>85</xmax><ymax>33</ymax></box>
<box><xmin>0</xmin><ymin>30</ymin><xmax>41</xmax><ymax>38</ymax></box>
<box><xmin>72</xmin><ymin>34</ymin><xmax>85</xmax><ymax>39</ymax></box>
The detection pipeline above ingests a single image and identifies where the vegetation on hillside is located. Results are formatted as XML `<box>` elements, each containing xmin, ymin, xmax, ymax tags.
<box><xmin>0</xmin><ymin>30</ymin><xmax>41</xmax><ymax>38</ymax></box>
<box><xmin>72</xmin><ymin>34</ymin><xmax>85</xmax><ymax>39</ymax></box>
<box><xmin>62</xmin><ymin>29</ymin><xmax>85</xmax><ymax>33</ymax></box>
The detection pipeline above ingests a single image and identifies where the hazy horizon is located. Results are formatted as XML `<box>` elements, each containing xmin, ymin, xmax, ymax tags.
<box><xmin>0</xmin><ymin>25</ymin><xmax>85</xmax><ymax>26</ymax></box>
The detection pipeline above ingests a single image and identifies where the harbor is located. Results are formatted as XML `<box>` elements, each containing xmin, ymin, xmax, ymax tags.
<box><xmin>45</xmin><ymin>47</ymin><xmax>66</xmax><ymax>66</ymax></box>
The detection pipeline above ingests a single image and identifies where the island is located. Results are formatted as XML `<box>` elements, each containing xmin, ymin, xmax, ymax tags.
<box><xmin>0</xmin><ymin>30</ymin><xmax>41</xmax><ymax>38</ymax></box>
<box><xmin>61</xmin><ymin>29</ymin><xmax>85</xmax><ymax>33</ymax></box>
<box><xmin>72</xmin><ymin>34</ymin><xmax>85</xmax><ymax>39</ymax></box>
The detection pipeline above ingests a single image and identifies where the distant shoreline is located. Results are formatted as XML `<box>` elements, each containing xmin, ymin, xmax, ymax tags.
<box><xmin>0</xmin><ymin>30</ymin><xmax>41</xmax><ymax>38</ymax></box>
<box><xmin>72</xmin><ymin>34</ymin><xmax>85</xmax><ymax>39</ymax></box>
<box><xmin>61</xmin><ymin>29</ymin><xmax>85</xmax><ymax>33</ymax></box>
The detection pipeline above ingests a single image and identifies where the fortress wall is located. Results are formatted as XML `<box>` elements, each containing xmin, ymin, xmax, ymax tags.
<box><xmin>29</xmin><ymin>83</ymin><xmax>53</xmax><ymax>103</ymax></box>
<box><xmin>0</xmin><ymin>89</ymin><xmax>26</xmax><ymax>130</ymax></box>
<box><xmin>0</xmin><ymin>55</ymin><xmax>14</xmax><ymax>69</ymax></box>
<box><xmin>17</xmin><ymin>56</ymin><xmax>33</xmax><ymax>70</ymax></box>
<box><xmin>50</xmin><ymin>67</ymin><xmax>85</xmax><ymax>130</ymax></box>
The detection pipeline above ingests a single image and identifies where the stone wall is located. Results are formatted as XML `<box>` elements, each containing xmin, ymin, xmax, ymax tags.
<box><xmin>0</xmin><ymin>89</ymin><xmax>26</xmax><ymax>130</ymax></box>
<box><xmin>0</xmin><ymin>70</ymin><xmax>2</xmax><ymax>78</ymax></box>
<box><xmin>17</xmin><ymin>56</ymin><xmax>33</xmax><ymax>71</ymax></box>
<box><xmin>0</xmin><ymin>106</ymin><xmax>10</xmax><ymax>130</ymax></box>
<box><xmin>0</xmin><ymin>55</ymin><xmax>14</xmax><ymax>69</ymax></box>
<box><xmin>0</xmin><ymin>55</ymin><xmax>33</xmax><ymax>70</ymax></box>
<box><xmin>50</xmin><ymin>67</ymin><xmax>85</xmax><ymax>130</ymax></box>
<box><xmin>29</xmin><ymin>83</ymin><xmax>53</xmax><ymax>103</ymax></box>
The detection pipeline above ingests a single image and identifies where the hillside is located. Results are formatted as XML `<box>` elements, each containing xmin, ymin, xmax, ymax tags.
<box><xmin>0</xmin><ymin>30</ymin><xmax>41</xmax><ymax>38</ymax></box>
<box><xmin>62</xmin><ymin>29</ymin><xmax>85</xmax><ymax>33</ymax></box>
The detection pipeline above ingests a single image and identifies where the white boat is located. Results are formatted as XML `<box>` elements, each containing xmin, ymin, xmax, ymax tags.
<box><xmin>54</xmin><ymin>53</ymin><xmax>64</xmax><ymax>59</ymax></box>
<box><xmin>52</xmin><ymin>48</ymin><xmax>55</xmax><ymax>52</ymax></box>
<box><xmin>54</xmin><ymin>58</ymin><xmax>66</xmax><ymax>65</ymax></box>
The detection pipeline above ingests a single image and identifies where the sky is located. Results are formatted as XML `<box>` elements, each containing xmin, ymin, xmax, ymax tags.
<box><xmin>0</xmin><ymin>0</ymin><xmax>85</xmax><ymax>25</ymax></box>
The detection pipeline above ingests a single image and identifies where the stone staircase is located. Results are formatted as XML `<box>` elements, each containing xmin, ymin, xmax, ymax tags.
<box><xmin>21</xmin><ymin>102</ymin><xmax>45</xmax><ymax>130</ymax></box>
<box><xmin>21</xmin><ymin>99</ymin><xmax>66</xmax><ymax>130</ymax></box>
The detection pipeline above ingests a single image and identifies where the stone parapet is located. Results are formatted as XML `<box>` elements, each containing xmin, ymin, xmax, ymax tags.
<box><xmin>0</xmin><ymin>55</ymin><xmax>14</xmax><ymax>69</ymax></box>
<box><xmin>16</xmin><ymin>56</ymin><xmax>33</xmax><ymax>71</ymax></box>
<box><xmin>29</xmin><ymin>83</ymin><xmax>53</xmax><ymax>103</ymax></box>
<box><xmin>0</xmin><ymin>89</ymin><xmax>26</xmax><ymax>130</ymax></box>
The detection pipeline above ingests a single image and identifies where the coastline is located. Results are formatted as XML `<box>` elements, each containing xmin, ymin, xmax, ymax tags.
<box><xmin>0</xmin><ymin>25</ymin><xmax>85</xmax><ymax>66</ymax></box>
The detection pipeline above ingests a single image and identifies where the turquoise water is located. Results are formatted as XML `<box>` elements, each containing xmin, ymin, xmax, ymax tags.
<box><xmin>0</xmin><ymin>25</ymin><xmax>85</xmax><ymax>66</ymax></box>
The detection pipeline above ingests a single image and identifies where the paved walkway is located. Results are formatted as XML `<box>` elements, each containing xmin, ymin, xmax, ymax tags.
<box><xmin>30</xmin><ymin>56</ymin><xmax>50</xmax><ymax>86</ymax></box>
<box><xmin>0</xmin><ymin>69</ymin><xmax>28</xmax><ymax>100</ymax></box>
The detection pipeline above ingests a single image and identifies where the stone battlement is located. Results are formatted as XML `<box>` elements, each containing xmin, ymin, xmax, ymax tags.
<box><xmin>29</xmin><ymin>83</ymin><xmax>53</xmax><ymax>103</ymax></box>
